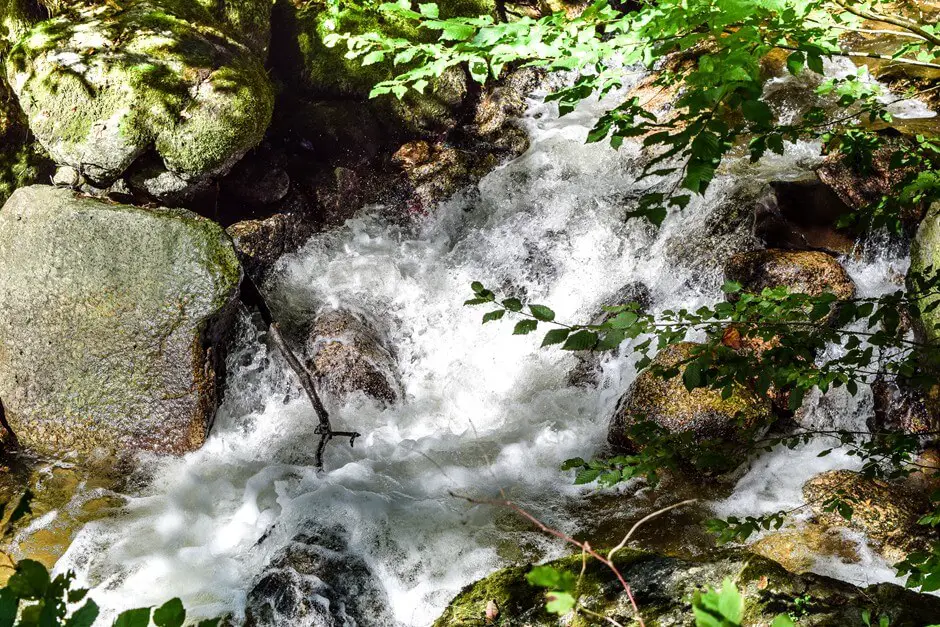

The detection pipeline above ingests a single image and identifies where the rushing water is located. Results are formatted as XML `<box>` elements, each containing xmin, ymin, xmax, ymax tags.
<box><xmin>54</xmin><ymin>67</ymin><xmax>935</xmax><ymax>624</ymax></box>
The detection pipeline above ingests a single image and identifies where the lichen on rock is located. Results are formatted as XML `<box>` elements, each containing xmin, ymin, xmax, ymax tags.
<box><xmin>0</xmin><ymin>185</ymin><xmax>242</xmax><ymax>461</ymax></box>
<box><xmin>4</xmin><ymin>0</ymin><xmax>274</xmax><ymax>198</ymax></box>
<box><xmin>725</xmin><ymin>249</ymin><xmax>856</xmax><ymax>301</ymax></box>
<box><xmin>608</xmin><ymin>342</ymin><xmax>772</xmax><ymax>473</ymax></box>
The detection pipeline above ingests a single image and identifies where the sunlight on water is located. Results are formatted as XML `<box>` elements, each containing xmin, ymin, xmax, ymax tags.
<box><xmin>56</xmin><ymin>69</ymin><xmax>933</xmax><ymax>624</ymax></box>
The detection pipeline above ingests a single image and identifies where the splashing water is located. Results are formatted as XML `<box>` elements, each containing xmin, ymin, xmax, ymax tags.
<box><xmin>56</xmin><ymin>71</ymin><xmax>931</xmax><ymax>624</ymax></box>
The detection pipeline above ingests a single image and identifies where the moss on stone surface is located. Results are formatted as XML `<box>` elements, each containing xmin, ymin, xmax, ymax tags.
<box><xmin>724</xmin><ymin>249</ymin><xmax>856</xmax><ymax>301</ymax></box>
<box><xmin>609</xmin><ymin>342</ymin><xmax>772</xmax><ymax>473</ymax></box>
<box><xmin>5</xmin><ymin>0</ymin><xmax>273</xmax><ymax>186</ymax></box>
<box><xmin>433</xmin><ymin>549</ymin><xmax>940</xmax><ymax>626</ymax></box>
<box><xmin>910</xmin><ymin>202</ymin><xmax>940</xmax><ymax>343</ymax></box>
<box><xmin>0</xmin><ymin>185</ymin><xmax>242</xmax><ymax>460</ymax></box>
<box><xmin>0</xmin><ymin>74</ymin><xmax>52</xmax><ymax>204</ymax></box>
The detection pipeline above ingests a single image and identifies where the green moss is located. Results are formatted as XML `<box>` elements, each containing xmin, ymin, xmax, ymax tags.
<box><xmin>910</xmin><ymin>202</ymin><xmax>940</xmax><ymax>343</ymax></box>
<box><xmin>6</xmin><ymin>0</ymin><xmax>273</xmax><ymax>183</ymax></box>
<box><xmin>280</xmin><ymin>0</ymin><xmax>492</xmax><ymax>98</ymax></box>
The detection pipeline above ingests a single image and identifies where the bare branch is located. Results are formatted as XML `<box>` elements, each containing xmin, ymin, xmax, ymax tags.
<box><xmin>607</xmin><ymin>499</ymin><xmax>698</xmax><ymax>563</ymax></box>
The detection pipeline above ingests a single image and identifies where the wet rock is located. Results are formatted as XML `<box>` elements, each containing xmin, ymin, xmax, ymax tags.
<box><xmin>303</xmin><ymin>309</ymin><xmax>401</xmax><ymax>407</ymax></box>
<box><xmin>869</xmin><ymin>377</ymin><xmax>937</xmax><ymax>436</ymax></box>
<box><xmin>6</xmin><ymin>0</ymin><xmax>274</xmax><ymax>197</ymax></box>
<box><xmin>227</xmin><ymin>206</ymin><xmax>317</xmax><ymax>281</ymax></box>
<box><xmin>0</xmin><ymin>185</ymin><xmax>241</xmax><ymax>460</ymax></box>
<box><xmin>816</xmin><ymin>135</ymin><xmax>926</xmax><ymax>232</ymax></box>
<box><xmin>749</xmin><ymin>524</ymin><xmax>861</xmax><ymax>574</ymax></box>
<box><xmin>608</xmin><ymin>342</ymin><xmax>772</xmax><ymax>473</ymax></box>
<box><xmin>724</xmin><ymin>249</ymin><xmax>856</xmax><ymax>300</ymax></box>
<box><xmin>802</xmin><ymin>469</ymin><xmax>935</xmax><ymax>562</ymax></box>
<box><xmin>245</xmin><ymin>527</ymin><xmax>393</xmax><ymax>627</ymax></box>
<box><xmin>569</xmin><ymin>282</ymin><xmax>652</xmax><ymax>388</ymax></box>
<box><xmin>433</xmin><ymin>548</ymin><xmax>940</xmax><ymax>626</ymax></box>
<box><xmin>0</xmin><ymin>460</ymin><xmax>126</xmax><ymax>584</ymax></box>
<box><xmin>755</xmin><ymin>176</ymin><xmax>857</xmax><ymax>254</ymax></box>
<box><xmin>909</xmin><ymin>202</ymin><xmax>940</xmax><ymax>342</ymax></box>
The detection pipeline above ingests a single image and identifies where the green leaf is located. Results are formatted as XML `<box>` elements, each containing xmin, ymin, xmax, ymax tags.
<box><xmin>66</xmin><ymin>601</ymin><xmax>100</xmax><ymax>627</ymax></box>
<box><xmin>503</xmin><ymin>298</ymin><xmax>523</xmax><ymax>312</ymax></box>
<box><xmin>418</xmin><ymin>2</ymin><xmax>439</xmax><ymax>17</ymax></box>
<box><xmin>529</xmin><ymin>305</ymin><xmax>556</xmax><ymax>322</ymax></box>
<box><xmin>8</xmin><ymin>560</ymin><xmax>50</xmax><ymax>600</ymax></box>
<box><xmin>482</xmin><ymin>310</ymin><xmax>505</xmax><ymax>323</ymax></box>
<box><xmin>786</xmin><ymin>50</ymin><xmax>805</xmax><ymax>75</ymax></box>
<box><xmin>742</xmin><ymin>99</ymin><xmax>773</xmax><ymax>126</ymax></box>
<box><xmin>513</xmin><ymin>320</ymin><xmax>539</xmax><ymax>335</ymax></box>
<box><xmin>545</xmin><ymin>591</ymin><xmax>576</xmax><ymax>615</ymax></box>
<box><xmin>771</xmin><ymin>614</ymin><xmax>796</xmax><ymax>627</ymax></box>
<box><xmin>562</xmin><ymin>330</ymin><xmax>597</xmax><ymax>351</ymax></box>
<box><xmin>682</xmin><ymin>360</ymin><xmax>703</xmax><ymax>391</ymax></box>
<box><xmin>526</xmin><ymin>566</ymin><xmax>577</xmax><ymax>591</ymax></box>
<box><xmin>0</xmin><ymin>589</ymin><xmax>17</xmax><ymax>627</ymax></box>
<box><xmin>153</xmin><ymin>598</ymin><xmax>185</xmax><ymax>627</ymax></box>
<box><xmin>112</xmin><ymin>607</ymin><xmax>151</xmax><ymax>627</ymax></box>
<box><xmin>541</xmin><ymin>329</ymin><xmax>570</xmax><ymax>347</ymax></box>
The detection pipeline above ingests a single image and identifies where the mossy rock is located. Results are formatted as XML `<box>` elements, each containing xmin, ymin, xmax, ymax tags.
<box><xmin>5</xmin><ymin>0</ymin><xmax>274</xmax><ymax>192</ymax></box>
<box><xmin>434</xmin><ymin>549</ymin><xmax>940</xmax><ymax>626</ymax></box>
<box><xmin>909</xmin><ymin>202</ymin><xmax>940</xmax><ymax>343</ymax></box>
<box><xmin>748</xmin><ymin>523</ymin><xmax>861</xmax><ymax>574</ymax></box>
<box><xmin>802</xmin><ymin>469</ymin><xmax>935</xmax><ymax>562</ymax></box>
<box><xmin>0</xmin><ymin>76</ymin><xmax>52</xmax><ymax>205</ymax></box>
<box><xmin>0</xmin><ymin>185</ymin><xmax>242</xmax><ymax>460</ymax></box>
<box><xmin>724</xmin><ymin>249</ymin><xmax>856</xmax><ymax>301</ymax></box>
<box><xmin>271</xmin><ymin>0</ymin><xmax>489</xmax><ymax>133</ymax></box>
<box><xmin>608</xmin><ymin>342</ymin><xmax>772</xmax><ymax>474</ymax></box>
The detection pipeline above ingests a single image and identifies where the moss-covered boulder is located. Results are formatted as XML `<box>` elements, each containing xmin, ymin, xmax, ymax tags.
<box><xmin>724</xmin><ymin>249</ymin><xmax>856</xmax><ymax>300</ymax></box>
<box><xmin>0</xmin><ymin>76</ymin><xmax>52</xmax><ymax>205</ymax></box>
<box><xmin>0</xmin><ymin>185</ymin><xmax>242</xmax><ymax>460</ymax></box>
<box><xmin>608</xmin><ymin>342</ymin><xmax>772</xmax><ymax>474</ymax></box>
<box><xmin>271</xmin><ymin>0</ymin><xmax>490</xmax><ymax>134</ymax></box>
<box><xmin>909</xmin><ymin>202</ymin><xmax>940</xmax><ymax>342</ymax></box>
<box><xmin>5</xmin><ymin>0</ymin><xmax>274</xmax><ymax>199</ymax></box>
<box><xmin>802</xmin><ymin>470</ymin><xmax>935</xmax><ymax>562</ymax></box>
<box><xmin>434</xmin><ymin>549</ymin><xmax>940</xmax><ymax>626</ymax></box>
<box><xmin>303</xmin><ymin>309</ymin><xmax>401</xmax><ymax>407</ymax></box>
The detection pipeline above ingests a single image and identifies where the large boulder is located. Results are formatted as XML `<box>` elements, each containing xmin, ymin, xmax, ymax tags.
<box><xmin>433</xmin><ymin>549</ymin><xmax>940</xmax><ymax>626</ymax></box>
<box><xmin>245</xmin><ymin>527</ymin><xmax>394</xmax><ymax>627</ymax></box>
<box><xmin>724</xmin><ymin>249</ymin><xmax>856</xmax><ymax>300</ymax></box>
<box><xmin>4</xmin><ymin>0</ymin><xmax>274</xmax><ymax>200</ymax></box>
<box><xmin>802</xmin><ymin>470</ymin><xmax>935</xmax><ymax>562</ymax></box>
<box><xmin>754</xmin><ymin>176</ymin><xmax>857</xmax><ymax>254</ymax></box>
<box><xmin>909</xmin><ymin>202</ymin><xmax>940</xmax><ymax>342</ymax></box>
<box><xmin>608</xmin><ymin>342</ymin><xmax>772</xmax><ymax>473</ymax></box>
<box><xmin>748</xmin><ymin>524</ymin><xmax>861</xmax><ymax>574</ymax></box>
<box><xmin>0</xmin><ymin>185</ymin><xmax>241</xmax><ymax>460</ymax></box>
<box><xmin>303</xmin><ymin>309</ymin><xmax>401</xmax><ymax>407</ymax></box>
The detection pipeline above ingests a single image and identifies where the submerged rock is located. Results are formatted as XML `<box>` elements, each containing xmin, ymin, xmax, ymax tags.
<box><xmin>724</xmin><ymin>249</ymin><xmax>856</xmax><ymax>300</ymax></box>
<box><xmin>802</xmin><ymin>469</ymin><xmax>935</xmax><ymax>562</ymax></box>
<box><xmin>870</xmin><ymin>377</ymin><xmax>938</xmax><ymax>437</ymax></box>
<box><xmin>303</xmin><ymin>309</ymin><xmax>401</xmax><ymax>407</ymax></box>
<box><xmin>5</xmin><ymin>0</ymin><xmax>274</xmax><ymax>199</ymax></box>
<box><xmin>0</xmin><ymin>185</ymin><xmax>241</xmax><ymax>460</ymax></box>
<box><xmin>608</xmin><ymin>342</ymin><xmax>772</xmax><ymax>473</ymax></box>
<box><xmin>245</xmin><ymin>527</ymin><xmax>393</xmax><ymax>627</ymax></box>
<box><xmin>433</xmin><ymin>548</ymin><xmax>940</xmax><ymax>626</ymax></box>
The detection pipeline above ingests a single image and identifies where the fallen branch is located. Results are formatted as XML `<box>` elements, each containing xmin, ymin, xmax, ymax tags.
<box><xmin>451</xmin><ymin>492</ymin><xmax>698</xmax><ymax>627</ymax></box>
<box><xmin>240</xmin><ymin>276</ymin><xmax>360</xmax><ymax>469</ymax></box>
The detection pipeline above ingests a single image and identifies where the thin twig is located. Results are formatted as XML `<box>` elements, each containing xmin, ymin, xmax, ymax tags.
<box><xmin>832</xmin><ymin>0</ymin><xmax>940</xmax><ymax>46</ymax></box>
<box><xmin>240</xmin><ymin>276</ymin><xmax>360</xmax><ymax>469</ymax></box>
<box><xmin>607</xmin><ymin>499</ymin><xmax>698</xmax><ymax>563</ymax></box>
<box><xmin>450</xmin><ymin>492</ymin><xmax>687</xmax><ymax>627</ymax></box>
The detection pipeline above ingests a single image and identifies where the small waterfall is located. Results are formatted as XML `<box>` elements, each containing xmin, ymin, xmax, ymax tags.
<box><xmin>55</xmin><ymin>67</ymin><xmax>933</xmax><ymax>624</ymax></box>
